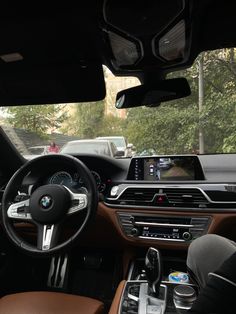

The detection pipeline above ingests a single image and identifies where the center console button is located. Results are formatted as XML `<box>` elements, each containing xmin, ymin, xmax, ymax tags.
<box><xmin>173</xmin><ymin>285</ymin><xmax>197</xmax><ymax>313</ymax></box>
<box><xmin>182</xmin><ymin>232</ymin><xmax>192</xmax><ymax>241</ymax></box>
<box><xmin>131</xmin><ymin>228</ymin><xmax>139</xmax><ymax>236</ymax></box>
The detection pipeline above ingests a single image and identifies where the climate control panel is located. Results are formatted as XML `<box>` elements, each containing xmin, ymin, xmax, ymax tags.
<box><xmin>117</xmin><ymin>212</ymin><xmax>211</xmax><ymax>242</ymax></box>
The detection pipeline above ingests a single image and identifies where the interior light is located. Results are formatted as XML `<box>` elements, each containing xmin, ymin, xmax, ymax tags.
<box><xmin>0</xmin><ymin>52</ymin><xmax>23</xmax><ymax>63</ymax></box>
<box><xmin>157</xmin><ymin>20</ymin><xmax>186</xmax><ymax>61</ymax></box>
<box><xmin>108</xmin><ymin>31</ymin><xmax>140</xmax><ymax>67</ymax></box>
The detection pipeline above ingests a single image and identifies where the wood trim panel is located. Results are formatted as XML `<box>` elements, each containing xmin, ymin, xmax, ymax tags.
<box><xmin>13</xmin><ymin>203</ymin><xmax>236</xmax><ymax>251</ymax></box>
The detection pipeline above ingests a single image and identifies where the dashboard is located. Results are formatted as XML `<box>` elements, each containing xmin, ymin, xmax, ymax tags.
<box><xmin>2</xmin><ymin>152</ymin><xmax>236</xmax><ymax>249</ymax></box>
<box><xmin>18</xmin><ymin>153</ymin><xmax>236</xmax><ymax>211</ymax></box>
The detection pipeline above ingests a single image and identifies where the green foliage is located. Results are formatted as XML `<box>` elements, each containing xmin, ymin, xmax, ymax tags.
<box><xmin>64</xmin><ymin>49</ymin><xmax>236</xmax><ymax>155</ymax></box>
<box><xmin>64</xmin><ymin>101</ymin><xmax>105</xmax><ymax>138</ymax></box>
<box><xmin>64</xmin><ymin>101</ymin><xmax>127</xmax><ymax>139</ymax></box>
<box><xmin>7</xmin><ymin>104</ymin><xmax>67</xmax><ymax>137</ymax></box>
<box><xmin>123</xmin><ymin>48</ymin><xmax>236</xmax><ymax>154</ymax></box>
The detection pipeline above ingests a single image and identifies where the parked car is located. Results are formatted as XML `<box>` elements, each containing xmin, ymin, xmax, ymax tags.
<box><xmin>23</xmin><ymin>145</ymin><xmax>49</xmax><ymax>160</ymax></box>
<box><xmin>28</xmin><ymin>145</ymin><xmax>49</xmax><ymax>155</ymax></box>
<box><xmin>96</xmin><ymin>136</ymin><xmax>133</xmax><ymax>157</ymax></box>
<box><xmin>60</xmin><ymin>139</ymin><xmax>123</xmax><ymax>158</ymax></box>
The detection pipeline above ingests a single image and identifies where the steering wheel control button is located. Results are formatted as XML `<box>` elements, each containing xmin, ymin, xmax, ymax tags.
<box><xmin>30</xmin><ymin>184</ymin><xmax>71</xmax><ymax>224</ymax></box>
<box><xmin>67</xmin><ymin>193</ymin><xmax>88</xmax><ymax>214</ymax></box>
<box><xmin>7</xmin><ymin>199</ymin><xmax>32</xmax><ymax>220</ymax></box>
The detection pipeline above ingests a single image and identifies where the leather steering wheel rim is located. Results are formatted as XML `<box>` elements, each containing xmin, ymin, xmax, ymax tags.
<box><xmin>1</xmin><ymin>154</ymin><xmax>98</xmax><ymax>256</ymax></box>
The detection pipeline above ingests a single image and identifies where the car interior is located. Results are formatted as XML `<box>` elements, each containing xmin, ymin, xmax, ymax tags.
<box><xmin>0</xmin><ymin>1</ymin><xmax>236</xmax><ymax>314</ymax></box>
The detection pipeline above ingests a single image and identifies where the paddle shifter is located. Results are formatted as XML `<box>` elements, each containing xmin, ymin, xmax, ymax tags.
<box><xmin>145</xmin><ymin>247</ymin><xmax>162</xmax><ymax>296</ymax></box>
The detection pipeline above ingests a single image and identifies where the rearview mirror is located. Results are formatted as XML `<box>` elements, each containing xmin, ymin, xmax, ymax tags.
<box><xmin>115</xmin><ymin>78</ymin><xmax>191</xmax><ymax>109</ymax></box>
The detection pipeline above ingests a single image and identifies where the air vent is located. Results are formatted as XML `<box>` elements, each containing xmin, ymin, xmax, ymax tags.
<box><xmin>119</xmin><ymin>188</ymin><xmax>157</xmax><ymax>202</ymax></box>
<box><xmin>163</xmin><ymin>188</ymin><xmax>208</xmax><ymax>205</ymax></box>
<box><xmin>105</xmin><ymin>185</ymin><xmax>236</xmax><ymax>209</ymax></box>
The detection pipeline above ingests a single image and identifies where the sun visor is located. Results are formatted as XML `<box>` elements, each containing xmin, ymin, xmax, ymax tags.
<box><xmin>0</xmin><ymin>63</ymin><xmax>106</xmax><ymax>106</ymax></box>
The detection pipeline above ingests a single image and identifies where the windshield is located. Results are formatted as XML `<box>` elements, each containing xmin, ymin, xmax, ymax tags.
<box><xmin>60</xmin><ymin>141</ymin><xmax>111</xmax><ymax>156</ymax></box>
<box><xmin>1</xmin><ymin>48</ymin><xmax>236</xmax><ymax>158</ymax></box>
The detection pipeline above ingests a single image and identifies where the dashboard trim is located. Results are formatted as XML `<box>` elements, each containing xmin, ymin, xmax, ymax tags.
<box><xmin>106</xmin><ymin>184</ymin><xmax>236</xmax><ymax>204</ymax></box>
<box><xmin>104</xmin><ymin>201</ymin><xmax>236</xmax><ymax>213</ymax></box>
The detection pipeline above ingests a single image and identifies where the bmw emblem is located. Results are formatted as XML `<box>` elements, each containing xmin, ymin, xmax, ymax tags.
<box><xmin>40</xmin><ymin>195</ymin><xmax>52</xmax><ymax>210</ymax></box>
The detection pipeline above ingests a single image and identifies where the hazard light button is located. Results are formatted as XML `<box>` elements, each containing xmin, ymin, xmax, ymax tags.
<box><xmin>155</xmin><ymin>194</ymin><xmax>169</xmax><ymax>204</ymax></box>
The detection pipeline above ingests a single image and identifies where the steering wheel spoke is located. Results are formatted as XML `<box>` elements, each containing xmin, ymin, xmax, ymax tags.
<box><xmin>7</xmin><ymin>199</ymin><xmax>32</xmax><ymax>221</ymax></box>
<box><xmin>37</xmin><ymin>223</ymin><xmax>60</xmax><ymax>251</ymax></box>
<box><xmin>65</xmin><ymin>187</ymin><xmax>88</xmax><ymax>215</ymax></box>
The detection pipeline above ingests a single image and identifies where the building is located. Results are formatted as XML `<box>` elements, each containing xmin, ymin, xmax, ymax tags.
<box><xmin>104</xmin><ymin>67</ymin><xmax>140</xmax><ymax>119</ymax></box>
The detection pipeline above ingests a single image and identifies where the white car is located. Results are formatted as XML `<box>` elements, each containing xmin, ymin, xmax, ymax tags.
<box><xmin>28</xmin><ymin>145</ymin><xmax>49</xmax><ymax>155</ymax></box>
<box><xmin>96</xmin><ymin>136</ymin><xmax>133</xmax><ymax>157</ymax></box>
<box><xmin>60</xmin><ymin>139</ymin><xmax>123</xmax><ymax>158</ymax></box>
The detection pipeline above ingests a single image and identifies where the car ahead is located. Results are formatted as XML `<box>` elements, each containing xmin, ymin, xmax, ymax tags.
<box><xmin>23</xmin><ymin>145</ymin><xmax>49</xmax><ymax>160</ymax></box>
<box><xmin>60</xmin><ymin>139</ymin><xmax>123</xmax><ymax>158</ymax></box>
<box><xmin>96</xmin><ymin>136</ymin><xmax>133</xmax><ymax>157</ymax></box>
<box><xmin>28</xmin><ymin>145</ymin><xmax>49</xmax><ymax>155</ymax></box>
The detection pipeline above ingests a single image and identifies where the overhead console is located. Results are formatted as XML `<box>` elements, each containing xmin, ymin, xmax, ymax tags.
<box><xmin>127</xmin><ymin>155</ymin><xmax>205</xmax><ymax>181</ymax></box>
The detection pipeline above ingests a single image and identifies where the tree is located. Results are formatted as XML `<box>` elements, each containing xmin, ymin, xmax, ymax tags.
<box><xmin>7</xmin><ymin>104</ymin><xmax>67</xmax><ymax>136</ymax></box>
<box><xmin>63</xmin><ymin>101</ymin><xmax>127</xmax><ymax>139</ymax></box>
<box><xmin>123</xmin><ymin>48</ymin><xmax>236</xmax><ymax>155</ymax></box>
<box><xmin>64</xmin><ymin>101</ymin><xmax>105</xmax><ymax>138</ymax></box>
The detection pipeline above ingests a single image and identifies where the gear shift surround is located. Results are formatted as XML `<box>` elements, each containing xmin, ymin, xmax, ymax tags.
<box><xmin>145</xmin><ymin>247</ymin><xmax>162</xmax><ymax>296</ymax></box>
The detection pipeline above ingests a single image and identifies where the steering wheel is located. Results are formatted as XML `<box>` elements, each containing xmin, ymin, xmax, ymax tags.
<box><xmin>1</xmin><ymin>154</ymin><xmax>98</xmax><ymax>255</ymax></box>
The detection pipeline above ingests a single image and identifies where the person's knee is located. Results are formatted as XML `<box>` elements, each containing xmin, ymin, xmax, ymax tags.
<box><xmin>188</xmin><ymin>234</ymin><xmax>219</xmax><ymax>258</ymax></box>
<box><xmin>188</xmin><ymin>234</ymin><xmax>215</xmax><ymax>264</ymax></box>
<box><xmin>187</xmin><ymin>234</ymin><xmax>236</xmax><ymax>287</ymax></box>
<box><xmin>188</xmin><ymin>234</ymin><xmax>236</xmax><ymax>259</ymax></box>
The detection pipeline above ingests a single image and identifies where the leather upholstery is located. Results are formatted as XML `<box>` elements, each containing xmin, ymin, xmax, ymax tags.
<box><xmin>0</xmin><ymin>292</ymin><xmax>104</xmax><ymax>314</ymax></box>
<box><xmin>109</xmin><ymin>280</ymin><xmax>126</xmax><ymax>314</ymax></box>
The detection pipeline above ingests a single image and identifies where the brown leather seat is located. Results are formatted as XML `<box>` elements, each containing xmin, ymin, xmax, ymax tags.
<box><xmin>0</xmin><ymin>291</ymin><xmax>104</xmax><ymax>314</ymax></box>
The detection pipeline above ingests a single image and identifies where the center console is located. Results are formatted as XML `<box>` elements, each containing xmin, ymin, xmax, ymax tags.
<box><xmin>116</xmin><ymin>248</ymin><xmax>198</xmax><ymax>314</ymax></box>
<box><xmin>120</xmin><ymin>281</ymin><xmax>167</xmax><ymax>314</ymax></box>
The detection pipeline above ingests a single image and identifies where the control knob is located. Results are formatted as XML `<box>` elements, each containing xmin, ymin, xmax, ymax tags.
<box><xmin>182</xmin><ymin>232</ymin><xmax>192</xmax><ymax>241</ymax></box>
<box><xmin>130</xmin><ymin>228</ymin><xmax>139</xmax><ymax>237</ymax></box>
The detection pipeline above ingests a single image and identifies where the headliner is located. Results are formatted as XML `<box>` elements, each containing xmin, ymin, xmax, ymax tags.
<box><xmin>0</xmin><ymin>1</ymin><xmax>235</xmax><ymax>104</ymax></box>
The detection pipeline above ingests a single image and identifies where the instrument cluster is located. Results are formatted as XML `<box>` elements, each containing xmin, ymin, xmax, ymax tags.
<box><xmin>48</xmin><ymin>170</ymin><xmax>106</xmax><ymax>192</ymax></box>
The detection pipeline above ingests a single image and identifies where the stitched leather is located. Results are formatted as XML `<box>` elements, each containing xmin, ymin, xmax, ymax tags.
<box><xmin>0</xmin><ymin>292</ymin><xmax>104</xmax><ymax>314</ymax></box>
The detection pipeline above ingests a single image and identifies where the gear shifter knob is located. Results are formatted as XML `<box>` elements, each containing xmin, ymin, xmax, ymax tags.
<box><xmin>145</xmin><ymin>247</ymin><xmax>162</xmax><ymax>296</ymax></box>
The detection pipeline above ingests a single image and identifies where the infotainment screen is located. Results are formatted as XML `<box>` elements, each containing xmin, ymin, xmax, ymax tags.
<box><xmin>128</xmin><ymin>156</ymin><xmax>205</xmax><ymax>181</ymax></box>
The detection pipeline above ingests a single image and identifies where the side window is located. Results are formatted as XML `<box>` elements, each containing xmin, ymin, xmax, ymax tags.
<box><xmin>111</xmin><ymin>142</ymin><xmax>117</xmax><ymax>155</ymax></box>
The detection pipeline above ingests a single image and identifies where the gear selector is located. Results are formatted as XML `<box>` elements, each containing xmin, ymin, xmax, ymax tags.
<box><xmin>145</xmin><ymin>247</ymin><xmax>162</xmax><ymax>296</ymax></box>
